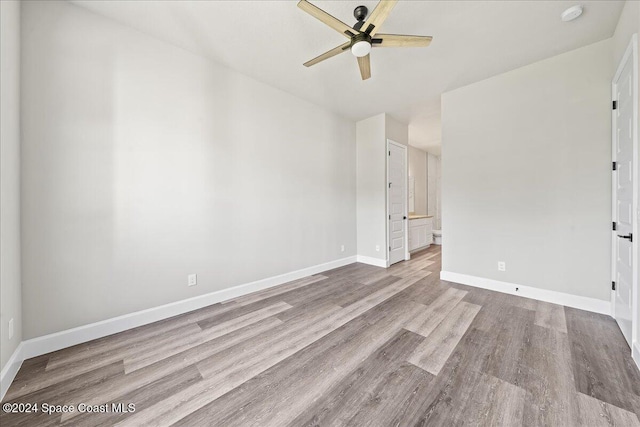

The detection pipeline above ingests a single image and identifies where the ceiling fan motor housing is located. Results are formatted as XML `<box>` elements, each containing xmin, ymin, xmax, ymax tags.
<box><xmin>354</xmin><ymin>5</ymin><xmax>368</xmax><ymax>21</ymax></box>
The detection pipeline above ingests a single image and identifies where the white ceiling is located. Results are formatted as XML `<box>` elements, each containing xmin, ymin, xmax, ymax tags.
<box><xmin>71</xmin><ymin>0</ymin><xmax>624</xmax><ymax>154</ymax></box>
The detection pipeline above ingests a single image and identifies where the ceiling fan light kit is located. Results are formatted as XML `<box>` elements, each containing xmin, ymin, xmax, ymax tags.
<box><xmin>351</xmin><ymin>36</ymin><xmax>372</xmax><ymax>57</ymax></box>
<box><xmin>297</xmin><ymin>0</ymin><xmax>433</xmax><ymax>80</ymax></box>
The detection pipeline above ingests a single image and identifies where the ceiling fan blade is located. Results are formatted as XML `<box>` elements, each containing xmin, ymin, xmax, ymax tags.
<box><xmin>297</xmin><ymin>0</ymin><xmax>359</xmax><ymax>38</ymax></box>
<box><xmin>361</xmin><ymin>0</ymin><xmax>398</xmax><ymax>36</ymax></box>
<box><xmin>304</xmin><ymin>42</ymin><xmax>351</xmax><ymax>67</ymax></box>
<box><xmin>357</xmin><ymin>54</ymin><xmax>371</xmax><ymax>80</ymax></box>
<box><xmin>372</xmin><ymin>34</ymin><xmax>433</xmax><ymax>47</ymax></box>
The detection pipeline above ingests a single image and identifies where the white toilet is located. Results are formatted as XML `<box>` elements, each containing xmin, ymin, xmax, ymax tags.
<box><xmin>433</xmin><ymin>229</ymin><xmax>442</xmax><ymax>245</ymax></box>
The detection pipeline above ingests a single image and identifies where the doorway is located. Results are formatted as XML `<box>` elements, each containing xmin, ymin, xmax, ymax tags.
<box><xmin>387</xmin><ymin>139</ymin><xmax>408</xmax><ymax>266</ymax></box>
<box><xmin>612</xmin><ymin>34</ymin><xmax>638</xmax><ymax>349</ymax></box>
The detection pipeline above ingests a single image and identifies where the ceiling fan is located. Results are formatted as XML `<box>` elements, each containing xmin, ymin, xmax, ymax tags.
<box><xmin>297</xmin><ymin>0</ymin><xmax>432</xmax><ymax>80</ymax></box>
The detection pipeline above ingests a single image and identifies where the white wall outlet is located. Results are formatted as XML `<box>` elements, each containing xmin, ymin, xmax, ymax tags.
<box><xmin>188</xmin><ymin>274</ymin><xmax>197</xmax><ymax>287</ymax></box>
<box><xmin>375</xmin><ymin>245</ymin><xmax>380</xmax><ymax>252</ymax></box>
<box><xmin>8</xmin><ymin>318</ymin><xmax>14</xmax><ymax>340</ymax></box>
<box><xmin>498</xmin><ymin>262</ymin><xmax>506</xmax><ymax>272</ymax></box>
<box><xmin>340</xmin><ymin>245</ymin><xmax>345</xmax><ymax>252</ymax></box>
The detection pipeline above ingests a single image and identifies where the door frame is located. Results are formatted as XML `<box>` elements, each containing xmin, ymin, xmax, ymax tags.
<box><xmin>386</xmin><ymin>139</ymin><xmax>409</xmax><ymax>266</ymax></box>
<box><xmin>611</xmin><ymin>33</ymin><xmax>639</xmax><ymax>360</ymax></box>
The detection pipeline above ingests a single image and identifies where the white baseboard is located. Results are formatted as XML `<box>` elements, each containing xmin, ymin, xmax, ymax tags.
<box><xmin>356</xmin><ymin>255</ymin><xmax>388</xmax><ymax>268</ymax></box>
<box><xmin>633</xmin><ymin>341</ymin><xmax>640</xmax><ymax>371</ymax></box>
<box><xmin>440</xmin><ymin>271</ymin><xmax>611</xmax><ymax>315</ymax></box>
<box><xmin>1</xmin><ymin>343</ymin><xmax>23</xmax><ymax>401</ymax></box>
<box><xmin>14</xmin><ymin>255</ymin><xmax>355</xmax><ymax>364</ymax></box>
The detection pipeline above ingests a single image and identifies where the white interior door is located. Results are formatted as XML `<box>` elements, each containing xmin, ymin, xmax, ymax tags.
<box><xmin>613</xmin><ymin>36</ymin><xmax>638</xmax><ymax>347</ymax></box>
<box><xmin>388</xmin><ymin>140</ymin><xmax>407</xmax><ymax>266</ymax></box>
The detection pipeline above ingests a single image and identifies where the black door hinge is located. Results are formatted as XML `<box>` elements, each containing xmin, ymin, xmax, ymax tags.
<box><xmin>388</xmin><ymin>182</ymin><xmax>392</xmax><ymax>188</ymax></box>
<box><xmin>613</xmin><ymin>222</ymin><xmax>617</xmax><ymax>231</ymax></box>
<box><xmin>389</xmin><ymin>215</ymin><xmax>391</xmax><ymax>220</ymax></box>
<box><xmin>613</xmin><ymin>100</ymin><xmax>618</xmax><ymax>110</ymax></box>
<box><xmin>613</xmin><ymin>162</ymin><xmax>617</xmax><ymax>171</ymax></box>
<box><xmin>388</xmin><ymin>151</ymin><xmax>391</xmax><ymax>156</ymax></box>
<box><xmin>612</xmin><ymin>281</ymin><xmax>616</xmax><ymax>291</ymax></box>
<box><xmin>389</xmin><ymin>246</ymin><xmax>391</xmax><ymax>251</ymax></box>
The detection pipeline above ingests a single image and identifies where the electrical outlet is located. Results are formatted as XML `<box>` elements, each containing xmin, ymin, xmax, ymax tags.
<box><xmin>188</xmin><ymin>274</ymin><xmax>197</xmax><ymax>287</ymax></box>
<box><xmin>375</xmin><ymin>245</ymin><xmax>380</xmax><ymax>252</ymax></box>
<box><xmin>340</xmin><ymin>245</ymin><xmax>345</xmax><ymax>252</ymax></box>
<box><xmin>8</xmin><ymin>318</ymin><xmax>14</xmax><ymax>340</ymax></box>
<box><xmin>498</xmin><ymin>262</ymin><xmax>506</xmax><ymax>272</ymax></box>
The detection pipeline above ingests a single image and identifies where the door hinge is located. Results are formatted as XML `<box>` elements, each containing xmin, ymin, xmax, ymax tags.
<box><xmin>389</xmin><ymin>215</ymin><xmax>391</xmax><ymax>220</ymax></box>
<box><xmin>389</xmin><ymin>182</ymin><xmax>392</xmax><ymax>188</ymax></box>
<box><xmin>613</xmin><ymin>100</ymin><xmax>618</xmax><ymax>110</ymax></box>
<box><xmin>389</xmin><ymin>246</ymin><xmax>391</xmax><ymax>251</ymax></box>
<box><xmin>388</xmin><ymin>151</ymin><xmax>391</xmax><ymax>156</ymax></box>
<box><xmin>613</xmin><ymin>222</ymin><xmax>617</xmax><ymax>231</ymax></box>
<box><xmin>613</xmin><ymin>161</ymin><xmax>617</xmax><ymax>171</ymax></box>
<box><xmin>612</xmin><ymin>281</ymin><xmax>616</xmax><ymax>291</ymax></box>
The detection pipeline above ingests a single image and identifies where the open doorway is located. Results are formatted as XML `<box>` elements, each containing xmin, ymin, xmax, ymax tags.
<box><xmin>405</xmin><ymin>146</ymin><xmax>439</xmax><ymax>259</ymax></box>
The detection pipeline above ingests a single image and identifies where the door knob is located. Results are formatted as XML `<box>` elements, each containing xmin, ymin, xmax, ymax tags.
<box><xmin>618</xmin><ymin>233</ymin><xmax>633</xmax><ymax>242</ymax></box>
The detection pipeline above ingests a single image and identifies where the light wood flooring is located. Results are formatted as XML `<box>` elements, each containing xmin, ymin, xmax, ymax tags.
<box><xmin>2</xmin><ymin>245</ymin><xmax>640</xmax><ymax>426</ymax></box>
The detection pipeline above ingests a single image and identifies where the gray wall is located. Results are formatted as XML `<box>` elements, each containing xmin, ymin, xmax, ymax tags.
<box><xmin>0</xmin><ymin>0</ymin><xmax>22</xmax><ymax>371</ymax></box>
<box><xmin>612</xmin><ymin>0</ymin><xmax>639</xmax><ymax>67</ymax></box>
<box><xmin>408</xmin><ymin>146</ymin><xmax>427</xmax><ymax>215</ymax></box>
<box><xmin>21</xmin><ymin>0</ymin><xmax>356</xmax><ymax>339</ymax></box>
<box><xmin>427</xmin><ymin>153</ymin><xmax>441</xmax><ymax>229</ymax></box>
<box><xmin>385</xmin><ymin>115</ymin><xmax>408</xmax><ymax>147</ymax></box>
<box><xmin>356</xmin><ymin>114</ymin><xmax>386</xmax><ymax>260</ymax></box>
<box><xmin>356</xmin><ymin>114</ymin><xmax>409</xmax><ymax>261</ymax></box>
<box><xmin>441</xmin><ymin>39</ymin><xmax>613</xmax><ymax>301</ymax></box>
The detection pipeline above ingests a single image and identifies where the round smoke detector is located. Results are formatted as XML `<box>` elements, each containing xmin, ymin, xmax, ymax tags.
<box><xmin>561</xmin><ymin>5</ymin><xmax>584</xmax><ymax>22</ymax></box>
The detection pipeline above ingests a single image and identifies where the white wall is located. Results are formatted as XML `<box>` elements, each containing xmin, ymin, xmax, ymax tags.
<box><xmin>356</xmin><ymin>113</ymin><xmax>409</xmax><ymax>262</ymax></box>
<box><xmin>21</xmin><ymin>0</ymin><xmax>356</xmax><ymax>339</ymax></box>
<box><xmin>408</xmin><ymin>146</ymin><xmax>427</xmax><ymax>215</ymax></box>
<box><xmin>427</xmin><ymin>153</ymin><xmax>441</xmax><ymax>229</ymax></box>
<box><xmin>356</xmin><ymin>114</ymin><xmax>386</xmax><ymax>260</ymax></box>
<box><xmin>613</xmin><ymin>0</ymin><xmax>639</xmax><ymax>67</ymax></box>
<box><xmin>442</xmin><ymin>39</ymin><xmax>613</xmax><ymax>302</ymax></box>
<box><xmin>386</xmin><ymin>115</ymin><xmax>408</xmax><ymax>147</ymax></box>
<box><xmin>0</xmin><ymin>0</ymin><xmax>22</xmax><ymax>372</ymax></box>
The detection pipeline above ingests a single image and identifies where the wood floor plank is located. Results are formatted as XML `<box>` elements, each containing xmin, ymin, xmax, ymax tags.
<box><xmin>44</xmin><ymin>301</ymin><xmax>243</xmax><ymax>371</ymax></box>
<box><xmin>10</xmin><ymin>323</ymin><xmax>200</xmax><ymax>400</ymax></box>
<box><xmin>0</xmin><ymin>362</ymin><xmax>125</xmax><ymax>427</ymax></box>
<box><xmin>358</xmin><ymin>268</ymin><xmax>394</xmax><ymax>285</ymax></box>
<box><xmin>58</xmin><ymin>316</ymin><xmax>287</xmax><ymax>422</ymax></box>
<box><xmin>125</xmin><ymin>301</ymin><xmax>292</xmax><ymax>372</ymax></box>
<box><xmin>177</xmin><ymin>308</ymin><xmax>428</xmax><ymax>427</ymax></box>
<box><xmin>4</xmin><ymin>246</ymin><xmax>640</xmax><ymax>427</ymax></box>
<box><xmin>327</xmin><ymin>275</ymin><xmax>401</xmax><ymax>308</ymax></box>
<box><xmin>224</xmin><ymin>275</ymin><xmax>327</xmax><ymax>306</ymax></box>
<box><xmin>64</xmin><ymin>365</ymin><xmax>202</xmax><ymax>427</ymax></box>
<box><xmin>114</xmin><ymin>272</ymin><xmax>429</xmax><ymax>426</ymax></box>
<box><xmin>535</xmin><ymin>301</ymin><xmax>568</xmax><ymax>333</ymax></box>
<box><xmin>455</xmin><ymin>372</ymin><xmax>526</xmax><ymax>426</ymax></box>
<box><xmin>408</xmin><ymin>301</ymin><xmax>481</xmax><ymax>375</ymax></box>
<box><xmin>573</xmin><ymin>392</ymin><xmax>640</xmax><ymax>426</ymax></box>
<box><xmin>566</xmin><ymin>307</ymin><xmax>640</xmax><ymax>419</ymax></box>
<box><xmin>520</xmin><ymin>325</ymin><xmax>577</xmax><ymax>425</ymax></box>
<box><xmin>405</xmin><ymin>287</ymin><xmax>468</xmax><ymax>337</ymax></box>
<box><xmin>288</xmin><ymin>329</ymin><xmax>433</xmax><ymax>427</ymax></box>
